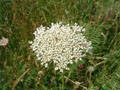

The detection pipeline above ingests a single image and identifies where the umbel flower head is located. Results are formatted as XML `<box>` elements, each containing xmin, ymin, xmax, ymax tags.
<box><xmin>29</xmin><ymin>22</ymin><xmax>92</xmax><ymax>72</ymax></box>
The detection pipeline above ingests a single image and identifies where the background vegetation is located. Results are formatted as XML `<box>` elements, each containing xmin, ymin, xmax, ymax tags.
<box><xmin>0</xmin><ymin>0</ymin><xmax>120</xmax><ymax>90</ymax></box>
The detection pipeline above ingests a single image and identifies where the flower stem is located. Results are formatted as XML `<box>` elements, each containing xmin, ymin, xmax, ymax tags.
<box><xmin>62</xmin><ymin>73</ymin><xmax>64</xmax><ymax>90</ymax></box>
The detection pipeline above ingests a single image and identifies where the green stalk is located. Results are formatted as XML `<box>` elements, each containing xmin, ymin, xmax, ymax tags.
<box><xmin>62</xmin><ymin>73</ymin><xmax>64</xmax><ymax>90</ymax></box>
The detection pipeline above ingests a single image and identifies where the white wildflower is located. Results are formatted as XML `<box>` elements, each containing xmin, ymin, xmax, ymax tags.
<box><xmin>30</xmin><ymin>22</ymin><xmax>92</xmax><ymax>72</ymax></box>
<box><xmin>0</xmin><ymin>37</ymin><xmax>8</xmax><ymax>46</ymax></box>
<box><xmin>45</xmin><ymin>63</ymin><xmax>48</xmax><ymax>68</ymax></box>
<box><xmin>55</xmin><ymin>67</ymin><xmax>58</xmax><ymax>71</ymax></box>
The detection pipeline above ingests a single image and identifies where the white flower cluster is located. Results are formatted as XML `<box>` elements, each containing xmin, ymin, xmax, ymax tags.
<box><xmin>30</xmin><ymin>22</ymin><xmax>92</xmax><ymax>72</ymax></box>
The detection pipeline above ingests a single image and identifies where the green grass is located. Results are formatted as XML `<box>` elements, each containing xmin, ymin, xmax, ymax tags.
<box><xmin>0</xmin><ymin>0</ymin><xmax>120</xmax><ymax>90</ymax></box>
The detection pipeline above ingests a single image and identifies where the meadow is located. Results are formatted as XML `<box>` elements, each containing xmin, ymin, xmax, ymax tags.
<box><xmin>0</xmin><ymin>0</ymin><xmax>120</xmax><ymax>90</ymax></box>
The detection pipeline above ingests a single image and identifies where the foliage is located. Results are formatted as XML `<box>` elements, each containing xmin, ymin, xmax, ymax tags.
<box><xmin>0</xmin><ymin>0</ymin><xmax>120</xmax><ymax>90</ymax></box>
